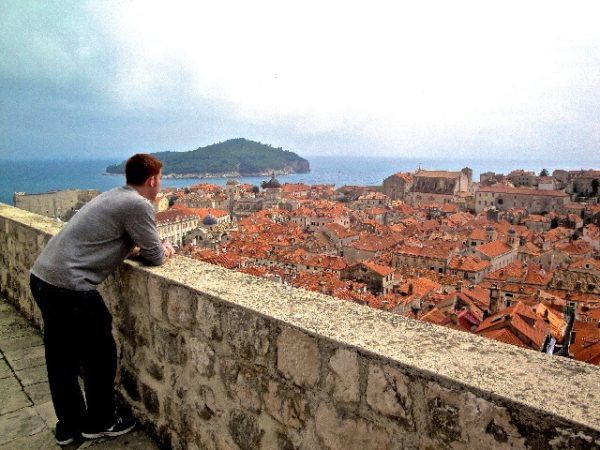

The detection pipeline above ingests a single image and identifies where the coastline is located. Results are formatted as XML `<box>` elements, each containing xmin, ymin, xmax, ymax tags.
<box><xmin>103</xmin><ymin>168</ymin><xmax>311</xmax><ymax>179</ymax></box>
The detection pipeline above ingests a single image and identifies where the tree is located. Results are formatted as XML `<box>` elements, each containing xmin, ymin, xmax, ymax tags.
<box><xmin>251</xmin><ymin>185</ymin><xmax>260</xmax><ymax>194</ymax></box>
<box><xmin>540</xmin><ymin>168</ymin><xmax>549</xmax><ymax>177</ymax></box>
<box><xmin>592</xmin><ymin>179</ymin><xmax>599</xmax><ymax>197</ymax></box>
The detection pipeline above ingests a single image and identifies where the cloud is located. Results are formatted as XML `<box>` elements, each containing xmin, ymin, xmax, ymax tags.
<box><xmin>1</xmin><ymin>0</ymin><xmax>600</xmax><ymax>161</ymax></box>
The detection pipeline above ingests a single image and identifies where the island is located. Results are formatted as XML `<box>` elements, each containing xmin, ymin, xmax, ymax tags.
<box><xmin>105</xmin><ymin>138</ymin><xmax>310</xmax><ymax>178</ymax></box>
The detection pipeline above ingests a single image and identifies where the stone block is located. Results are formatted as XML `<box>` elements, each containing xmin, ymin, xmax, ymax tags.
<box><xmin>141</xmin><ymin>383</ymin><xmax>161</xmax><ymax>415</ymax></box>
<box><xmin>0</xmin><ymin>375</ymin><xmax>22</xmax><ymax>394</ymax></box>
<box><xmin>277</xmin><ymin>327</ymin><xmax>320</xmax><ymax>387</ymax></box>
<box><xmin>33</xmin><ymin>401</ymin><xmax>56</xmax><ymax>429</ymax></box>
<box><xmin>148</xmin><ymin>276</ymin><xmax>164</xmax><ymax>321</ymax></box>
<box><xmin>195</xmin><ymin>295</ymin><xmax>222</xmax><ymax>341</ymax></box>
<box><xmin>0</xmin><ymin>334</ymin><xmax>43</xmax><ymax>353</ymax></box>
<box><xmin>420</xmin><ymin>382</ymin><xmax>526</xmax><ymax>449</ymax></box>
<box><xmin>193</xmin><ymin>384</ymin><xmax>218</xmax><ymax>421</ymax></box>
<box><xmin>315</xmin><ymin>403</ymin><xmax>391</xmax><ymax>450</ymax></box>
<box><xmin>263</xmin><ymin>380</ymin><xmax>307</xmax><ymax>429</ymax></box>
<box><xmin>151</xmin><ymin>323</ymin><xmax>188</xmax><ymax>366</ymax></box>
<box><xmin>228</xmin><ymin>410</ymin><xmax>264</xmax><ymax>450</ymax></box>
<box><xmin>121</xmin><ymin>367</ymin><xmax>141</xmax><ymax>402</ymax></box>
<box><xmin>188</xmin><ymin>337</ymin><xmax>215</xmax><ymax>377</ymax></box>
<box><xmin>0</xmin><ymin>359</ymin><xmax>11</xmax><ymax>379</ymax></box>
<box><xmin>167</xmin><ymin>284</ymin><xmax>196</xmax><ymax>330</ymax></box>
<box><xmin>326</xmin><ymin>348</ymin><xmax>359</xmax><ymax>403</ymax></box>
<box><xmin>0</xmin><ymin>388</ymin><xmax>32</xmax><ymax>415</ymax></box>
<box><xmin>4</xmin><ymin>344</ymin><xmax>45</xmax><ymax>371</ymax></box>
<box><xmin>0</xmin><ymin>407</ymin><xmax>46</xmax><ymax>446</ymax></box>
<box><xmin>23</xmin><ymin>382</ymin><xmax>51</xmax><ymax>405</ymax></box>
<box><xmin>428</xmin><ymin>396</ymin><xmax>461</xmax><ymax>446</ymax></box>
<box><xmin>219</xmin><ymin>358</ymin><xmax>263</xmax><ymax>413</ymax></box>
<box><xmin>15</xmin><ymin>365</ymin><xmax>48</xmax><ymax>386</ymax></box>
<box><xmin>147</xmin><ymin>360</ymin><xmax>164</xmax><ymax>381</ymax></box>
<box><xmin>366</xmin><ymin>363</ymin><xmax>413</xmax><ymax>426</ymax></box>
<box><xmin>222</xmin><ymin>307</ymin><xmax>270</xmax><ymax>366</ymax></box>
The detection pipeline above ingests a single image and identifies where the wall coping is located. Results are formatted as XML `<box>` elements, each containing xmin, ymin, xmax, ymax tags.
<box><xmin>2</xmin><ymin>202</ymin><xmax>599</xmax><ymax>433</ymax></box>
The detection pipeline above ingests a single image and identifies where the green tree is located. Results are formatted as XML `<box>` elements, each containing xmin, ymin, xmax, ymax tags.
<box><xmin>539</xmin><ymin>168</ymin><xmax>549</xmax><ymax>177</ymax></box>
<box><xmin>592</xmin><ymin>179</ymin><xmax>599</xmax><ymax>196</ymax></box>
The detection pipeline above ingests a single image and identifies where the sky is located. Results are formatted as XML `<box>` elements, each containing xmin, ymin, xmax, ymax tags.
<box><xmin>1</xmin><ymin>0</ymin><xmax>600</xmax><ymax>163</ymax></box>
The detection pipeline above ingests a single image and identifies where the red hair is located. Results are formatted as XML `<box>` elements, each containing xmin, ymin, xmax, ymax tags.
<box><xmin>125</xmin><ymin>154</ymin><xmax>163</xmax><ymax>186</ymax></box>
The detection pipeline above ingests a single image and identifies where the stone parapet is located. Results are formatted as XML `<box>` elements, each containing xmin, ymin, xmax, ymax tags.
<box><xmin>1</xmin><ymin>202</ymin><xmax>599</xmax><ymax>450</ymax></box>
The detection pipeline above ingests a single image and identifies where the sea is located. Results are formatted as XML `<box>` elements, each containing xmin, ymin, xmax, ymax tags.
<box><xmin>0</xmin><ymin>155</ymin><xmax>598</xmax><ymax>206</ymax></box>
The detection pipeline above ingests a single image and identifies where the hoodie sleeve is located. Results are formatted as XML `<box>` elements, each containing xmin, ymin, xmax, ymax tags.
<box><xmin>124</xmin><ymin>200</ymin><xmax>165</xmax><ymax>266</ymax></box>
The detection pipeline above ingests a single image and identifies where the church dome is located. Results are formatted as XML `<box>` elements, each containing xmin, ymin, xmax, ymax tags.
<box><xmin>262</xmin><ymin>175</ymin><xmax>281</xmax><ymax>189</ymax></box>
<box><xmin>202</xmin><ymin>214</ymin><xmax>218</xmax><ymax>226</ymax></box>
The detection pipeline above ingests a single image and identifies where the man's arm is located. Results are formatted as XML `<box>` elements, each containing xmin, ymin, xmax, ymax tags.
<box><xmin>123</xmin><ymin>202</ymin><xmax>166</xmax><ymax>265</ymax></box>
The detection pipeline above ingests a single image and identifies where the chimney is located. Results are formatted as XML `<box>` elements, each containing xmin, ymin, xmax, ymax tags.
<box><xmin>489</xmin><ymin>284</ymin><xmax>500</xmax><ymax>315</ymax></box>
<box><xmin>485</xmin><ymin>225</ymin><xmax>497</xmax><ymax>242</ymax></box>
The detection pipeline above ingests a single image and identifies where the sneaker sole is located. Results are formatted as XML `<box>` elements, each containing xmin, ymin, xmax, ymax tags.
<box><xmin>56</xmin><ymin>437</ymin><xmax>74</xmax><ymax>446</ymax></box>
<box><xmin>82</xmin><ymin>423</ymin><xmax>135</xmax><ymax>439</ymax></box>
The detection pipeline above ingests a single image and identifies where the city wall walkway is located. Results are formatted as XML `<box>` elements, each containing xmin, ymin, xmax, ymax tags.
<box><xmin>0</xmin><ymin>297</ymin><xmax>159</xmax><ymax>450</ymax></box>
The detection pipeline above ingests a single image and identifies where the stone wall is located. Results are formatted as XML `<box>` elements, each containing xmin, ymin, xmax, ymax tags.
<box><xmin>13</xmin><ymin>189</ymin><xmax>100</xmax><ymax>221</ymax></box>
<box><xmin>1</xmin><ymin>202</ymin><xmax>600</xmax><ymax>450</ymax></box>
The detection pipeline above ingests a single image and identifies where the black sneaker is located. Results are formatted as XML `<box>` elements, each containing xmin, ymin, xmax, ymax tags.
<box><xmin>55</xmin><ymin>422</ymin><xmax>81</xmax><ymax>446</ymax></box>
<box><xmin>81</xmin><ymin>415</ymin><xmax>136</xmax><ymax>439</ymax></box>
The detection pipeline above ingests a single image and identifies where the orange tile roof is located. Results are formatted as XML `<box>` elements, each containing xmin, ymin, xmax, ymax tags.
<box><xmin>415</xmin><ymin>170</ymin><xmax>461</xmax><ymax>178</ymax></box>
<box><xmin>519</xmin><ymin>242</ymin><xmax>542</xmax><ymax>256</ymax></box>
<box><xmin>476</xmin><ymin>302</ymin><xmax>549</xmax><ymax>349</ymax></box>
<box><xmin>350</xmin><ymin>233</ymin><xmax>403</xmax><ymax>252</ymax></box>
<box><xmin>570</xmin><ymin>321</ymin><xmax>600</xmax><ymax>365</ymax></box>
<box><xmin>155</xmin><ymin>209</ymin><xmax>197</xmax><ymax>224</ymax></box>
<box><xmin>305</xmin><ymin>255</ymin><xmax>348</xmax><ymax>271</ymax></box>
<box><xmin>448</xmin><ymin>256</ymin><xmax>491</xmax><ymax>272</ymax></box>
<box><xmin>399</xmin><ymin>277</ymin><xmax>441</xmax><ymax>297</ymax></box>
<box><xmin>361</xmin><ymin>260</ymin><xmax>395</xmax><ymax>277</ymax></box>
<box><xmin>421</xmin><ymin>307</ymin><xmax>449</xmax><ymax>325</ymax></box>
<box><xmin>390</xmin><ymin>172</ymin><xmax>413</xmax><ymax>182</ymax></box>
<box><xmin>533</xmin><ymin>303</ymin><xmax>566</xmax><ymax>343</ymax></box>
<box><xmin>394</xmin><ymin>244</ymin><xmax>454</xmax><ymax>260</ymax></box>
<box><xmin>569</xmin><ymin>258</ymin><xmax>600</xmax><ymax>271</ymax></box>
<box><xmin>469</xmin><ymin>228</ymin><xmax>488</xmax><ymax>241</ymax></box>
<box><xmin>479</xmin><ymin>328</ymin><xmax>529</xmax><ymax>348</ymax></box>
<box><xmin>555</xmin><ymin>240</ymin><xmax>594</xmax><ymax>256</ymax></box>
<box><xmin>476</xmin><ymin>240</ymin><xmax>513</xmax><ymax>258</ymax></box>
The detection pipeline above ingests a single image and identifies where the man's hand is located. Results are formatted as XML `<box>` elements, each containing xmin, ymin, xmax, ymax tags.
<box><xmin>162</xmin><ymin>241</ymin><xmax>176</xmax><ymax>260</ymax></box>
<box><xmin>127</xmin><ymin>246</ymin><xmax>141</xmax><ymax>259</ymax></box>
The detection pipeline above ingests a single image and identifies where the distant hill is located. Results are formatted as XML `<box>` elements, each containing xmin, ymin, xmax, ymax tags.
<box><xmin>106</xmin><ymin>138</ymin><xmax>310</xmax><ymax>178</ymax></box>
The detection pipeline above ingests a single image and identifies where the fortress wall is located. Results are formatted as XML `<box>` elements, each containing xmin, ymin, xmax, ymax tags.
<box><xmin>1</xmin><ymin>202</ymin><xmax>599</xmax><ymax>450</ymax></box>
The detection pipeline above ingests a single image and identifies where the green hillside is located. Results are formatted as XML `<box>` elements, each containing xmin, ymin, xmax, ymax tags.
<box><xmin>106</xmin><ymin>138</ymin><xmax>310</xmax><ymax>176</ymax></box>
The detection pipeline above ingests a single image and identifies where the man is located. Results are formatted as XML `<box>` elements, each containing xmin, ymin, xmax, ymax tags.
<box><xmin>29</xmin><ymin>153</ymin><xmax>175</xmax><ymax>446</ymax></box>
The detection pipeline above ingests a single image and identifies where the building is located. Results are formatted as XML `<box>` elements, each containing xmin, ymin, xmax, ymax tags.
<box><xmin>474</xmin><ymin>239</ymin><xmax>517</xmax><ymax>272</ymax></box>
<box><xmin>155</xmin><ymin>209</ymin><xmax>200</xmax><ymax>246</ymax></box>
<box><xmin>341</xmin><ymin>260</ymin><xmax>395</xmax><ymax>295</ymax></box>
<box><xmin>474</xmin><ymin>186</ymin><xmax>569</xmax><ymax>214</ymax></box>
<box><xmin>506</xmin><ymin>170</ymin><xmax>537</xmax><ymax>187</ymax></box>
<box><xmin>382</xmin><ymin>172</ymin><xmax>413</xmax><ymax>200</ymax></box>
<box><xmin>391</xmin><ymin>244</ymin><xmax>457</xmax><ymax>275</ymax></box>
<box><xmin>447</xmin><ymin>256</ymin><xmax>492</xmax><ymax>283</ymax></box>
<box><xmin>405</xmin><ymin>168</ymin><xmax>472</xmax><ymax>205</ymax></box>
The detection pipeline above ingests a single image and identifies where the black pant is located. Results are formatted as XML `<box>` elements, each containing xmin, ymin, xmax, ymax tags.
<box><xmin>29</xmin><ymin>274</ymin><xmax>117</xmax><ymax>432</ymax></box>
